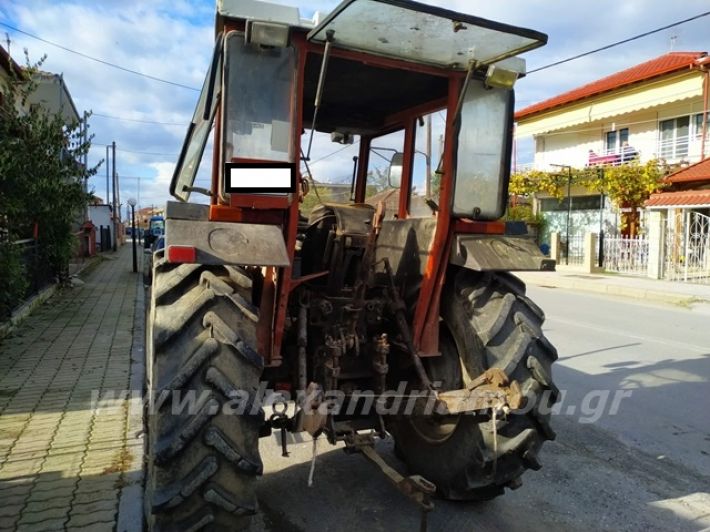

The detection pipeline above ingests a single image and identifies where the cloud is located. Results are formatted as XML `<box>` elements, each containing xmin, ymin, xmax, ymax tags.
<box><xmin>2</xmin><ymin>0</ymin><xmax>708</xmax><ymax>202</ymax></box>
<box><xmin>2</xmin><ymin>0</ymin><xmax>214</xmax><ymax>209</ymax></box>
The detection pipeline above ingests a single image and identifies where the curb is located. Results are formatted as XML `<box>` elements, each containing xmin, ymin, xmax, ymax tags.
<box><xmin>0</xmin><ymin>283</ymin><xmax>58</xmax><ymax>340</ymax></box>
<box><xmin>517</xmin><ymin>273</ymin><xmax>703</xmax><ymax>306</ymax></box>
<box><xmin>116</xmin><ymin>274</ymin><xmax>146</xmax><ymax>532</ymax></box>
<box><xmin>0</xmin><ymin>255</ymin><xmax>104</xmax><ymax>341</ymax></box>
<box><xmin>73</xmin><ymin>254</ymin><xmax>104</xmax><ymax>279</ymax></box>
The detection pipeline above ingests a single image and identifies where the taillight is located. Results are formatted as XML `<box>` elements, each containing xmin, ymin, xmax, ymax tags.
<box><xmin>167</xmin><ymin>245</ymin><xmax>197</xmax><ymax>263</ymax></box>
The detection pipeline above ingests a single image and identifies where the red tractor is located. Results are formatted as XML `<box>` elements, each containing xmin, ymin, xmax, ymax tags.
<box><xmin>145</xmin><ymin>0</ymin><xmax>558</xmax><ymax>529</ymax></box>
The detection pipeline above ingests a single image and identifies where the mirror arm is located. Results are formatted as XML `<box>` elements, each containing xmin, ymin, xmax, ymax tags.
<box><xmin>182</xmin><ymin>186</ymin><xmax>214</xmax><ymax>197</ymax></box>
<box><xmin>349</xmin><ymin>155</ymin><xmax>358</xmax><ymax>202</ymax></box>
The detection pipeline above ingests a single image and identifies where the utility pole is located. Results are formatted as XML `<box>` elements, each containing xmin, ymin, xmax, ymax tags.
<box><xmin>112</xmin><ymin>141</ymin><xmax>117</xmax><ymax>251</ymax></box>
<box><xmin>425</xmin><ymin>114</ymin><xmax>432</xmax><ymax>197</ymax></box>
<box><xmin>105</xmin><ymin>145</ymin><xmax>110</xmax><ymax>206</ymax></box>
<box><xmin>550</xmin><ymin>164</ymin><xmax>573</xmax><ymax>265</ymax></box>
<box><xmin>83</xmin><ymin>110</ymin><xmax>89</xmax><ymax>221</ymax></box>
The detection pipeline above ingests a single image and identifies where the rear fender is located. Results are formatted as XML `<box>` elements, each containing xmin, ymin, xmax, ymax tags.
<box><xmin>450</xmin><ymin>234</ymin><xmax>555</xmax><ymax>272</ymax></box>
<box><xmin>164</xmin><ymin>201</ymin><xmax>289</xmax><ymax>267</ymax></box>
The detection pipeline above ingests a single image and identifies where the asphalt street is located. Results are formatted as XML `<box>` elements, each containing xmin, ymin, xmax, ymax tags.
<box><xmin>254</xmin><ymin>285</ymin><xmax>710</xmax><ymax>532</ymax></box>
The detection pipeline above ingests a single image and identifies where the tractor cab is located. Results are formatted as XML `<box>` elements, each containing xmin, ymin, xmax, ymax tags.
<box><xmin>168</xmin><ymin>0</ymin><xmax>551</xmax><ymax>358</ymax></box>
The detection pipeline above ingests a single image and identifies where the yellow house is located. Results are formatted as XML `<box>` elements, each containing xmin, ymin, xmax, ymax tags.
<box><xmin>513</xmin><ymin>52</ymin><xmax>710</xmax><ymax>251</ymax></box>
<box><xmin>516</xmin><ymin>51</ymin><xmax>709</xmax><ymax>170</ymax></box>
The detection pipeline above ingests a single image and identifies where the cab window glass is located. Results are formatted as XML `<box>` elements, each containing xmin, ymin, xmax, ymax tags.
<box><xmin>366</xmin><ymin>129</ymin><xmax>404</xmax><ymax>217</ymax></box>
<box><xmin>409</xmin><ymin>111</ymin><xmax>446</xmax><ymax>217</ymax></box>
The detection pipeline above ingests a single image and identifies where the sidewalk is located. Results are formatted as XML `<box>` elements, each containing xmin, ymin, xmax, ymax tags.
<box><xmin>0</xmin><ymin>244</ymin><xmax>144</xmax><ymax>531</ymax></box>
<box><xmin>517</xmin><ymin>266</ymin><xmax>710</xmax><ymax>308</ymax></box>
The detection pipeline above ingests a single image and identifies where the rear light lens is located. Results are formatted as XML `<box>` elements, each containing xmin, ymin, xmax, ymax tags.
<box><xmin>167</xmin><ymin>245</ymin><xmax>197</xmax><ymax>263</ymax></box>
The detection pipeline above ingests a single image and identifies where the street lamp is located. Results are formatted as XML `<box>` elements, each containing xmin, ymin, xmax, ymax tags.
<box><xmin>127</xmin><ymin>198</ymin><xmax>137</xmax><ymax>273</ymax></box>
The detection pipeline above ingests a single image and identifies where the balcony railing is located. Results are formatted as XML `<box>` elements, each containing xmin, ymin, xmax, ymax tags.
<box><xmin>657</xmin><ymin>135</ymin><xmax>690</xmax><ymax>160</ymax></box>
<box><xmin>514</xmin><ymin>162</ymin><xmax>534</xmax><ymax>173</ymax></box>
<box><xmin>587</xmin><ymin>147</ymin><xmax>639</xmax><ymax>167</ymax></box>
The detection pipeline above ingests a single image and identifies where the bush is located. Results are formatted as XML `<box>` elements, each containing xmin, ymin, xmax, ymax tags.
<box><xmin>0</xmin><ymin>241</ymin><xmax>28</xmax><ymax>318</ymax></box>
<box><xmin>0</xmin><ymin>53</ymin><xmax>96</xmax><ymax>315</ymax></box>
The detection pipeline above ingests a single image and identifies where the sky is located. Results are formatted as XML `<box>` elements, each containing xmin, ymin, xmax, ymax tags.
<box><xmin>1</xmin><ymin>0</ymin><xmax>709</xmax><ymax>213</ymax></box>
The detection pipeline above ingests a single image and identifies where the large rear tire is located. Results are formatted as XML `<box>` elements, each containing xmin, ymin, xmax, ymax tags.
<box><xmin>145</xmin><ymin>261</ymin><xmax>264</xmax><ymax>531</ymax></box>
<box><xmin>389</xmin><ymin>270</ymin><xmax>559</xmax><ymax>500</ymax></box>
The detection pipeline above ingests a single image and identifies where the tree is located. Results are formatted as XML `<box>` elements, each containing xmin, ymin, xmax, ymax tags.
<box><xmin>365</xmin><ymin>166</ymin><xmax>390</xmax><ymax>197</ymax></box>
<box><xmin>0</xmin><ymin>52</ymin><xmax>96</xmax><ymax>316</ymax></box>
<box><xmin>511</xmin><ymin>160</ymin><xmax>667</xmax><ymax>236</ymax></box>
<box><xmin>576</xmin><ymin>160</ymin><xmax>667</xmax><ymax>235</ymax></box>
<box><xmin>509</xmin><ymin>169</ymin><xmax>567</xmax><ymax>200</ymax></box>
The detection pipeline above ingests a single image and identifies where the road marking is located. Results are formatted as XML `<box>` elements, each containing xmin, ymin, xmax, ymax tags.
<box><xmin>547</xmin><ymin>315</ymin><xmax>709</xmax><ymax>354</ymax></box>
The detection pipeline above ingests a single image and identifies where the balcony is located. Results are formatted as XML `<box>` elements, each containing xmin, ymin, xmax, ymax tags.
<box><xmin>657</xmin><ymin>128</ymin><xmax>709</xmax><ymax>164</ymax></box>
<box><xmin>587</xmin><ymin>146</ymin><xmax>639</xmax><ymax>167</ymax></box>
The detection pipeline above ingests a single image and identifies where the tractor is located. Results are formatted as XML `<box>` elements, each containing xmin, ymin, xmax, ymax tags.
<box><xmin>143</xmin><ymin>214</ymin><xmax>165</xmax><ymax>250</ymax></box>
<box><xmin>145</xmin><ymin>0</ymin><xmax>559</xmax><ymax>529</ymax></box>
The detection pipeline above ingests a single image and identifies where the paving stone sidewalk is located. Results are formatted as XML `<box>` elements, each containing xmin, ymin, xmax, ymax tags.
<box><xmin>0</xmin><ymin>245</ymin><xmax>144</xmax><ymax>531</ymax></box>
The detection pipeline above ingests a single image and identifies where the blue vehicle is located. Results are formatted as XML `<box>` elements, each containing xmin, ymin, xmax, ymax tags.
<box><xmin>142</xmin><ymin>216</ymin><xmax>165</xmax><ymax>285</ymax></box>
<box><xmin>143</xmin><ymin>215</ymin><xmax>165</xmax><ymax>248</ymax></box>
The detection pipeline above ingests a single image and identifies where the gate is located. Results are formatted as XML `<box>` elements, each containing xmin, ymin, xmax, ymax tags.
<box><xmin>664</xmin><ymin>211</ymin><xmax>710</xmax><ymax>283</ymax></box>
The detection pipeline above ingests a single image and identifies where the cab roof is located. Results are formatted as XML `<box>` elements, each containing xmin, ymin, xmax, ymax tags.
<box><xmin>218</xmin><ymin>0</ymin><xmax>546</xmax><ymax>71</ymax></box>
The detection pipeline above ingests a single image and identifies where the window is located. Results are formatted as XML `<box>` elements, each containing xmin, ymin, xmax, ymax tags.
<box><xmin>170</xmin><ymin>34</ymin><xmax>223</xmax><ymax>202</ymax></box>
<box><xmin>409</xmin><ymin>111</ymin><xmax>446</xmax><ymax>218</ymax></box>
<box><xmin>694</xmin><ymin>113</ymin><xmax>709</xmax><ymax>139</ymax></box>
<box><xmin>366</xmin><ymin>130</ymin><xmax>404</xmax><ymax>217</ymax></box>
<box><xmin>659</xmin><ymin>116</ymin><xmax>689</xmax><ymax>159</ymax></box>
<box><xmin>540</xmin><ymin>195</ymin><xmax>601</xmax><ymax>212</ymax></box>
<box><xmin>605</xmin><ymin>128</ymin><xmax>628</xmax><ymax>154</ymax></box>
<box><xmin>223</xmin><ymin>33</ymin><xmax>295</xmax><ymax>163</ymax></box>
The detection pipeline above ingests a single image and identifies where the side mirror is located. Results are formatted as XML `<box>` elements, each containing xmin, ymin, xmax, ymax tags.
<box><xmin>388</xmin><ymin>152</ymin><xmax>404</xmax><ymax>188</ymax></box>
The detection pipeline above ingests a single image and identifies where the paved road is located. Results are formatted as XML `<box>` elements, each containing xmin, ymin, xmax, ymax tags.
<box><xmin>255</xmin><ymin>285</ymin><xmax>710</xmax><ymax>532</ymax></box>
<box><xmin>527</xmin><ymin>285</ymin><xmax>710</xmax><ymax>478</ymax></box>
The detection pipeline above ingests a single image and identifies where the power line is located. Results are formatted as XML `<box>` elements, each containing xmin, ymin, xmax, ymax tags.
<box><xmin>118</xmin><ymin>147</ymin><xmax>179</xmax><ymax>156</ymax></box>
<box><xmin>91</xmin><ymin>142</ymin><xmax>179</xmax><ymax>157</ymax></box>
<box><xmin>305</xmin><ymin>140</ymin><xmax>361</xmax><ymax>168</ymax></box>
<box><xmin>92</xmin><ymin>112</ymin><xmax>187</xmax><ymax>127</ymax></box>
<box><xmin>0</xmin><ymin>21</ymin><xmax>200</xmax><ymax>91</ymax></box>
<box><xmin>528</xmin><ymin>10</ymin><xmax>710</xmax><ymax>74</ymax></box>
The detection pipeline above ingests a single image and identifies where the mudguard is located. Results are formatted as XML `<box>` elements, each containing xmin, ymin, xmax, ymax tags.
<box><xmin>164</xmin><ymin>201</ymin><xmax>290</xmax><ymax>267</ymax></box>
<box><xmin>450</xmin><ymin>234</ymin><xmax>555</xmax><ymax>272</ymax></box>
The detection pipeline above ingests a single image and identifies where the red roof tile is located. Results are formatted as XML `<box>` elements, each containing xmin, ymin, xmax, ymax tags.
<box><xmin>516</xmin><ymin>52</ymin><xmax>707</xmax><ymax>121</ymax></box>
<box><xmin>665</xmin><ymin>157</ymin><xmax>710</xmax><ymax>184</ymax></box>
<box><xmin>646</xmin><ymin>188</ymin><xmax>710</xmax><ymax>207</ymax></box>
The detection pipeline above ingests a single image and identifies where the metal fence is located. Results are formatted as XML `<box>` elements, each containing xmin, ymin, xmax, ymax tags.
<box><xmin>16</xmin><ymin>238</ymin><xmax>54</xmax><ymax>297</ymax></box>
<box><xmin>560</xmin><ymin>234</ymin><xmax>585</xmax><ymax>265</ymax></box>
<box><xmin>602</xmin><ymin>234</ymin><xmax>649</xmax><ymax>276</ymax></box>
